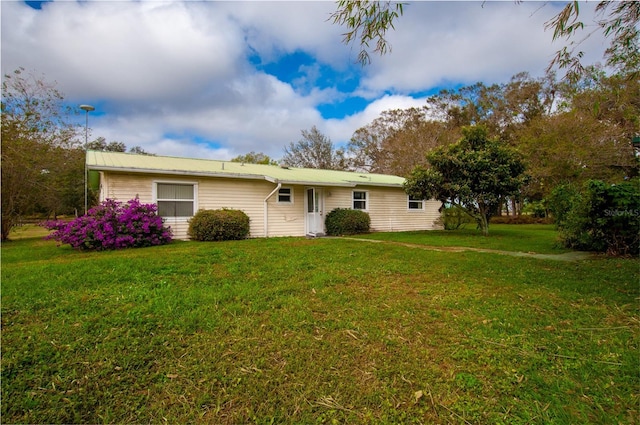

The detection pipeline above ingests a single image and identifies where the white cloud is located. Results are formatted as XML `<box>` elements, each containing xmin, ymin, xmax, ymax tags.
<box><xmin>361</xmin><ymin>2</ymin><xmax>608</xmax><ymax>92</ymax></box>
<box><xmin>1</xmin><ymin>1</ymin><xmax>244</xmax><ymax>102</ymax></box>
<box><xmin>218</xmin><ymin>1</ymin><xmax>350</xmax><ymax>67</ymax></box>
<box><xmin>150</xmin><ymin>139</ymin><xmax>233</xmax><ymax>161</ymax></box>
<box><xmin>1</xmin><ymin>0</ymin><xmax>613</xmax><ymax>162</ymax></box>
<box><xmin>1</xmin><ymin>1</ymin><xmax>334</xmax><ymax>159</ymax></box>
<box><xmin>86</xmin><ymin>70</ymin><xmax>324</xmax><ymax>159</ymax></box>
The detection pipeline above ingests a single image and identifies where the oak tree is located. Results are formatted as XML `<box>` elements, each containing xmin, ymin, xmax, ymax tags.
<box><xmin>404</xmin><ymin>126</ymin><xmax>528</xmax><ymax>235</ymax></box>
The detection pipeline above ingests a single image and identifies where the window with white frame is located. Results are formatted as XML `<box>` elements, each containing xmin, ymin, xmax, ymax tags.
<box><xmin>353</xmin><ymin>190</ymin><xmax>368</xmax><ymax>210</ymax></box>
<box><xmin>408</xmin><ymin>195</ymin><xmax>424</xmax><ymax>210</ymax></box>
<box><xmin>156</xmin><ymin>183</ymin><xmax>195</xmax><ymax>217</ymax></box>
<box><xmin>277</xmin><ymin>187</ymin><xmax>293</xmax><ymax>203</ymax></box>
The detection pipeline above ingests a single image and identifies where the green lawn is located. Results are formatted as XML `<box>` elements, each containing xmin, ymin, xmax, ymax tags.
<box><xmin>2</xmin><ymin>225</ymin><xmax>638</xmax><ymax>424</ymax></box>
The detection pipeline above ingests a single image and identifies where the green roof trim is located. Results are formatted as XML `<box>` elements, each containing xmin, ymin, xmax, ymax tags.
<box><xmin>86</xmin><ymin>151</ymin><xmax>406</xmax><ymax>188</ymax></box>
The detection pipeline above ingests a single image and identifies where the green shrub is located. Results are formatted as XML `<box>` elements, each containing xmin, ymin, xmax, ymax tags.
<box><xmin>325</xmin><ymin>208</ymin><xmax>370</xmax><ymax>236</ymax></box>
<box><xmin>558</xmin><ymin>179</ymin><xmax>639</xmax><ymax>256</ymax></box>
<box><xmin>188</xmin><ymin>208</ymin><xmax>250</xmax><ymax>241</ymax></box>
<box><xmin>439</xmin><ymin>205</ymin><xmax>475</xmax><ymax>230</ymax></box>
<box><xmin>546</xmin><ymin>183</ymin><xmax>581</xmax><ymax>228</ymax></box>
<box><xmin>522</xmin><ymin>200</ymin><xmax>547</xmax><ymax>218</ymax></box>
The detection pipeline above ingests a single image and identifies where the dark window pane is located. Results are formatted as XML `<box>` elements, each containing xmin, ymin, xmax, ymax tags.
<box><xmin>278</xmin><ymin>188</ymin><xmax>292</xmax><ymax>203</ymax></box>
<box><xmin>158</xmin><ymin>201</ymin><xmax>193</xmax><ymax>217</ymax></box>
<box><xmin>157</xmin><ymin>183</ymin><xmax>193</xmax><ymax>200</ymax></box>
<box><xmin>353</xmin><ymin>201</ymin><xmax>366</xmax><ymax>210</ymax></box>
<box><xmin>307</xmin><ymin>189</ymin><xmax>314</xmax><ymax>213</ymax></box>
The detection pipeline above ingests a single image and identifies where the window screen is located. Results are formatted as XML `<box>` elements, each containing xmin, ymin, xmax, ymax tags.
<box><xmin>408</xmin><ymin>195</ymin><xmax>424</xmax><ymax>210</ymax></box>
<box><xmin>278</xmin><ymin>187</ymin><xmax>292</xmax><ymax>203</ymax></box>
<box><xmin>157</xmin><ymin>183</ymin><xmax>194</xmax><ymax>217</ymax></box>
<box><xmin>353</xmin><ymin>191</ymin><xmax>367</xmax><ymax>210</ymax></box>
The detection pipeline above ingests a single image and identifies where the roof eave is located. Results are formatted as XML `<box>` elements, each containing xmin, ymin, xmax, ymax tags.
<box><xmin>277</xmin><ymin>180</ymin><xmax>356</xmax><ymax>187</ymax></box>
<box><xmin>87</xmin><ymin>165</ymin><xmax>276</xmax><ymax>183</ymax></box>
<box><xmin>253</xmin><ymin>180</ymin><xmax>403</xmax><ymax>188</ymax></box>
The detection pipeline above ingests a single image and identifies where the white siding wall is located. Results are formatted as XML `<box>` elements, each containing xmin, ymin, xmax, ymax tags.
<box><xmin>324</xmin><ymin>188</ymin><xmax>351</xmax><ymax>217</ymax></box>
<box><xmin>99</xmin><ymin>172</ymin><xmax>441</xmax><ymax>239</ymax></box>
<box><xmin>265</xmin><ymin>186</ymin><xmax>306</xmax><ymax>237</ymax></box>
<box><xmin>101</xmin><ymin>172</ymin><xmax>153</xmax><ymax>202</ymax></box>
<box><xmin>324</xmin><ymin>186</ymin><xmax>441</xmax><ymax>232</ymax></box>
<box><xmin>197</xmin><ymin>178</ymin><xmax>267</xmax><ymax>237</ymax></box>
<box><xmin>100</xmin><ymin>172</ymin><xmax>303</xmax><ymax>239</ymax></box>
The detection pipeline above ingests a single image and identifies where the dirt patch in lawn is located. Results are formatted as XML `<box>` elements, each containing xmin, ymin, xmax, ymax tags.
<box><xmin>341</xmin><ymin>237</ymin><xmax>596</xmax><ymax>262</ymax></box>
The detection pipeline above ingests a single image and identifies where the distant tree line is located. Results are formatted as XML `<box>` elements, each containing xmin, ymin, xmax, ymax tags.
<box><xmin>274</xmin><ymin>65</ymin><xmax>637</xmax><ymax>207</ymax></box>
<box><xmin>1</xmin><ymin>68</ymin><xmax>154</xmax><ymax>240</ymax></box>
<box><xmin>368</xmin><ymin>68</ymin><xmax>636</xmax><ymax>207</ymax></box>
<box><xmin>86</xmin><ymin>137</ymin><xmax>153</xmax><ymax>156</ymax></box>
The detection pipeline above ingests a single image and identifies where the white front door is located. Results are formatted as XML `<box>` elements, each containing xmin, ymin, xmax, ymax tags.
<box><xmin>306</xmin><ymin>187</ymin><xmax>324</xmax><ymax>235</ymax></box>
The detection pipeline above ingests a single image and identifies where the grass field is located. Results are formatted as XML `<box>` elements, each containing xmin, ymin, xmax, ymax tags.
<box><xmin>1</xmin><ymin>225</ymin><xmax>638</xmax><ymax>424</ymax></box>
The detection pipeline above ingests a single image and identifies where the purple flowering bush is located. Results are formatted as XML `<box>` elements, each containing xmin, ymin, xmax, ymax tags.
<box><xmin>42</xmin><ymin>198</ymin><xmax>172</xmax><ymax>251</ymax></box>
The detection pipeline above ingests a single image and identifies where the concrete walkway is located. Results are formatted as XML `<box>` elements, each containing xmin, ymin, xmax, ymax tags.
<box><xmin>340</xmin><ymin>237</ymin><xmax>596</xmax><ymax>262</ymax></box>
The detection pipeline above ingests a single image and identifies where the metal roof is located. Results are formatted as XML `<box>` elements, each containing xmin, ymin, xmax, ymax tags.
<box><xmin>86</xmin><ymin>151</ymin><xmax>406</xmax><ymax>188</ymax></box>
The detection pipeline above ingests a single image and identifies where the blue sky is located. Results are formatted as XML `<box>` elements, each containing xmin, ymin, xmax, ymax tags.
<box><xmin>1</xmin><ymin>1</ymin><xmax>607</xmax><ymax>160</ymax></box>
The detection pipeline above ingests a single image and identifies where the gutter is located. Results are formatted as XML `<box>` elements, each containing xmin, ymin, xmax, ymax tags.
<box><xmin>274</xmin><ymin>180</ymin><xmax>403</xmax><ymax>188</ymax></box>
<box><xmin>263</xmin><ymin>182</ymin><xmax>282</xmax><ymax>237</ymax></box>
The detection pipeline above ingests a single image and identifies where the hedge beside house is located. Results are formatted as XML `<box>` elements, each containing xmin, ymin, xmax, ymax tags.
<box><xmin>188</xmin><ymin>208</ymin><xmax>250</xmax><ymax>241</ymax></box>
<box><xmin>325</xmin><ymin>208</ymin><xmax>370</xmax><ymax>236</ymax></box>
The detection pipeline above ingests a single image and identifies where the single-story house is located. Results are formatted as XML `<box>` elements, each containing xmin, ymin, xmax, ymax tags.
<box><xmin>86</xmin><ymin>151</ymin><xmax>442</xmax><ymax>239</ymax></box>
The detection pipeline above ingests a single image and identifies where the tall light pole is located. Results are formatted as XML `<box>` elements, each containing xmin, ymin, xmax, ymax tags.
<box><xmin>80</xmin><ymin>104</ymin><xmax>95</xmax><ymax>215</ymax></box>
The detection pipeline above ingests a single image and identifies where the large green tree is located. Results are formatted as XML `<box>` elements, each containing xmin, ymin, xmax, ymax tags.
<box><xmin>404</xmin><ymin>126</ymin><xmax>528</xmax><ymax>235</ymax></box>
<box><xmin>1</xmin><ymin>68</ymin><xmax>81</xmax><ymax>240</ymax></box>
